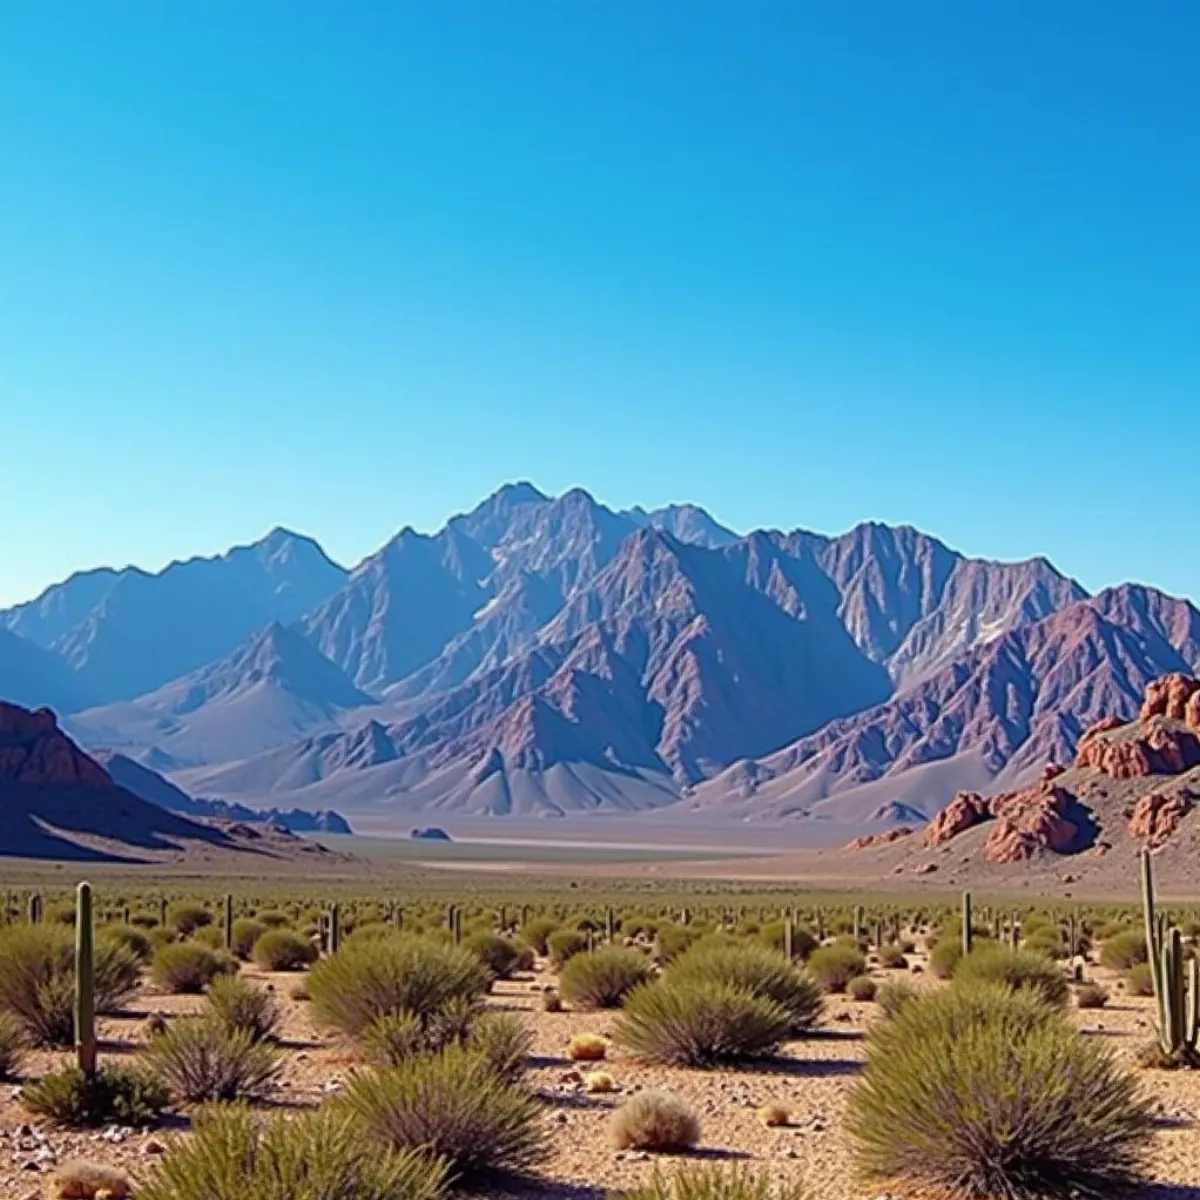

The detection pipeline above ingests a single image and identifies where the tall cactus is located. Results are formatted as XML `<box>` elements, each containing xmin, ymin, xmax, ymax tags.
<box><xmin>961</xmin><ymin>891</ymin><xmax>973</xmax><ymax>957</ymax></box>
<box><xmin>75</xmin><ymin>882</ymin><xmax>97</xmax><ymax>1078</ymax></box>
<box><xmin>223</xmin><ymin>894</ymin><xmax>235</xmax><ymax>951</ymax></box>
<box><xmin>1142</xmin><ymin>849</ymin><xmax>1200</xmax><ymax>1065</ymax></box>
<box><xmin>328</xmin><ymin>902</ymin><xmax>341</xmax><ymax>956</ymax></box>
<box><xmin>28</xmin><ymin>893</ymin><xmax>42</xmax><ymax>924</ymax></box>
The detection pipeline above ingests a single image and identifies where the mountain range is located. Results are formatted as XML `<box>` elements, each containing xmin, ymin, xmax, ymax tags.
<box><xmin>3</xmin><ymin>482</ymin><xmax>1195</xmax><ymax>830</ymax></box>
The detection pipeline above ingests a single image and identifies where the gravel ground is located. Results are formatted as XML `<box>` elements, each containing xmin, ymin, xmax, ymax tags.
<box><xmin>2</xmin><ymin>949</ymin><xmax>1199</xmax><ymax>1200</ymax></box>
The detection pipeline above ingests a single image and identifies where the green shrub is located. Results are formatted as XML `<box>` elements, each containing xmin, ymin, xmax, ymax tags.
<box><xmin>0</xmin><ymin>924</ymin><xmax>140</xmax><ymax>1044</ymax></box>
<box><xmin>168</xmin><ymin>902</ymin><xmax>212</xmax><ymax>937</ymax></box>
<box><xmin>608</xmin><ymin>1089</ymin><xmax>700</xmax><ymax>1151</ymax></box>
<box><xmin>807</xmin><ymin>943</ymin><xmax>867</xmax><ymax>993</ymax></box>
<box><xmin>756</xmin><ymin>921</ymin><xmax>818</xmax><ymax>962</ymax></box>
<box><xmin>344</xmin><ymin>1045</ymin><xmax>547</xmax><ymax>1179</ymax></box>
<box><xmin>308</xmin><ymin>935</ymin><xmax>489</xmax><ymax>1038</ymax></box>
<box><xmin>953</xmin><ymin>945</ymin><xmax>1070</xmax><ymax>1008</ymax></box>
<box><xmin>876</xmin><ymin>979</ymin><xmax>918</xmax><ymax>1020</ymax></box>
<box><xmin>847</xmin><ymin>983</ymin><xmax>1152</xmax><ymax>1199</ymax></box>
<box><xmin>138</xmin><ymin>1102</ymin><xmax>449</xmax><ymax>1200</ymax></box>
<box><xmin>192</xmin><ymin>925</ymin><xmax>224</xmax><ymax>950</ymax></box>
<box><xmin>1127</xmin><ymin>962</ymin><xmax>1155</xmax><ymax>996</ymax></box>
<box><xmin>654</xmin><ymin>923</ymin><xmax>702</xmax><ymax>964</ymax></box>
<box><xmin>929</xmin><ymin>939</ymin><xmax>963</xmax><ymax>980</ymax></box>
<box><xmin>467</xmin><ymin>1011</ymin><xmax>534</xmax><ymax>1085</ymax></box>
<box><xmin>614</xmin><ymin>980</ymin><xmax>790</xmax><ymax>1067</ymax></box>
<box><xmin>100</xmin><ymin>922</ymin><xmax>152</xmax><ymax>961</ymax></box>
<box><xmin>618</xmin><ymin>1164</ymin><xmax>807</xmax><ymax>1199</ymax></box>
<box><xmin>142</xmin><ymin>1016</ymin><xmax>281</xmax><ymax>1102</ymax></box>
<box><xmin>252</xmin><ymin>929</ymin><xmax>317</xmax><ymax>972</ymax></box>
<box><xmin>1075</xmin><ymin>983</ymin><xmax>1110</xmax><ymax>1010</ymax></box>
<box><xmin>255</xmin><ymin>909</ymin><xmax>292</xmax><ymax>929</ymax></box>
<box><xmin>667</xmin><ymin>940</ymin><xmax>823</xmax><ymax>1033</ymax></box>
<box><xmin>150</xmin><ymin>942</ymin><xmax>229</xmax><ymax>994</ymax></box>
<box><xmin>23</xmin><ymin>1065</ymin><xmax>166</xmax><ymax>1127</ymax></box>
<box><xmin>462</xmin><ymin>932</ymin><xmax>521</xmax><ymax>981</ymax></box>
<box><xmin>559</xmin><ymin>947</ymin><xmax>654</xmax><ymax>1010</ymax></box>
<box><xmin>848</xmin><ymin>975</ymin><xmax>877</xmax><ymax>1003</ymax></box>
<box><xmin>878</xmin><ymin>943</ymin><xmax>908</xmax><ymax>970</ymax></box>
<box><xmin>517</xmin><ymin>916</ymin><xmax>560</xmax><ymax>956</ymax></box>
<box><xmin>230</xmin><ymin>918</ymin><xmax>268</xmax><ymax>960</ymax></box>
<box><xmin>207</xmin><ymin>976</ymin><xmax>280</xmax><ymax>1043</ymax></box>
<box><xmin>1024</xmin><ymin>928</ymin><xmax>1067</xmax><ymax>960</ymax></box>
<box><xmin>1100</xmin><ymin>930</ymin><xmax>1148</xmax><ymax>971</ymax></box>
<box><xmin>0</xmin><ymin>1012</ymin><xmax>24</xmax><ymax>1079</ymax></box>
<box><xmin>547</xmin><ymin>929</ymin><xmax>589</xmax><ymax>968</ymax></box>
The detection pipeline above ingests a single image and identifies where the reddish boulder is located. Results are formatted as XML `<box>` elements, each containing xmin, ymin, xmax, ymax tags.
<box><xmin>1128</xmin><ymin>788</ymin><xmax>1196</xmax><ymax>849</ymax></box>
<box><xmin>983</xmin><ymin>782</ymin><xmax>1079</xmax><ymax>863</ymax></box>
<box><xmin>923</xmin><ymin>792</ymin><xmax>989</xmax><ymax>847</ymax></box>
<box><xmin>1140</xmin><ymin>673</ymin><xmax>1200</xmax><ymax>723</ymax></box>
<box><xmin>1041</xmin><ymin>763</ymin><xmax>1066</xmax><ymax>782</ymax></box>
<box><xmin>1074</xmin><ymin>717</ymin><xmax>1200</xmax><ymax>779</ymax></box>
<box><xmin>846</xmin><ymin>827</ymin><xmax>914</xmax><ymax>852</ymax></box>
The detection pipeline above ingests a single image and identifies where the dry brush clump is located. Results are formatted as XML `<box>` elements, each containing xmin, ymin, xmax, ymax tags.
<box><xmin>806</xmin><ymin>942</ymin><xmax>867</xmax><ymax>993</ymax></box>
<box><xmin>953</xmin><ymin>944</ymin><xmax>1071</xmax><ymax>1008</ymax></box>
<box><xmin>150</xmin><ymin>941</ymin><xmax>231</xmax><ymax>994</ymax></box>
<box><xmin>618</xmin><ymin>1163</ymin><xmax>808</xmax><ymax>1200</ymax></box>
<box><xmin>137</xmin><ymin>1103</ymin><xmax>449</xmax><ymax>1200</ymax></box>
<box><xmin>608</xmin><ymin>1089</ymin><xmax>701</xmax><ymax>1151</ymax></box>
<box><xmin>141</xmin><ymin>1016</ymin><xmax>281</xmax><ymax>1103</ymax></box>
<box><xmin>23</xmin><ymin>1065</ymin><xmax>167</xmax><ymax>1128</ymax></box>
<box><xmin>50</xmin><ymin>1159</ymin><xmax>134</xmax><ymax>1199</ymax></box>
<box><xmin>848</xmin><ymin>983</ymin><xmax>1152</xmax><ymax>1199</ymax></box>
<box><xmin>206</xmin><ymin>975</ymin><xmax>281</xmax><ymax>1043</ymax></box>
<box><xmin>252</xmin><ymin>928</ymin><xmax>317</xmax><ymax>971</ymax></box>
<box><xmin>559</xmin><ymin>947</ymin><xmax>654</xmax><ymax>1010</ymax></box>
<box><xmin>344</xmin><ymin>1043</ymin><xmax>547</xmax><ymax>1181</ymax></box>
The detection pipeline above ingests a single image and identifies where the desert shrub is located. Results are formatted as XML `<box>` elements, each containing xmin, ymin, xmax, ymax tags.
<box><xmin>168</xmin><ymin>902</ymin><xmax>212</xmax><ymax>937</ymax></box>
<box><xmin>608</xmin><ymin>1089</ymin><xmax>700</xmax><ymax>1151</ymax></box>
<box><xmin>567</xmin><ymin>1032</ymin><xmax>608</xmax><ymax>1061</ymax></box>
<box><xmin>150</xmin><ymin>942</ymin><xmax>228</xmax><ymax>994</ymax></box>
<box><xmin>848</xmin><ymin>975</ymin><xmax>877</xmax><ymax>1002</ymax></box>
<box><xmin>230</xmin><ymin>918</ymin><xmax>267</xmax><ymax>960</ymax></box>
<box><xmin>878</xmin><ymin>943</ymin><xmax>908</xmax><ymax>970</ymax></box>
<box><xmin>50</xmin><ymin>1160</ymin><xmax>134</xmax><ymax>1200</ymax></box>
<box><xmin>1076</xmin><ymin>982</ymin><xmax>1110</xmax><ymax>1010</ymax></box>
<box><xmin>308</xmin><ymin>935</ymin><xmax>489</xmax><ymax>1038</ymax></box>
<box><xmin>847</xmin><ymin>983</ymin><xmax>1152</xmax><ymax>1199</ymax></box>
<box><xmin>252</xmin><ymin>928</ymin><xmax>317</xmax><ymax>971</ymax></box>
<box><xmin>547</xmin><ymin>929</ymin><xmax>589</xmax><ymax>968</ymax></box>
<box><xmin>928</xmin><ymin>939</ymin><xmax>963</xmax><ymax>980</ymax></box>
<box><xmin>517</xmin><ymin>916</ymin><xmax>560</xmax><ymax>956</ymax></box>
<box><xmin>559</xmin><ymin>947</ymin><xmax>654</xmax><ymax>1010</ymax></box>
<box><xmin>23</xmin><ymin>1065</ymin><xmax>166</xmax><ymax>1127</ymax></box>
<box><xmin>757</xmin><ymin>921</ymin><xmax>818</xmax><ymax>962</ymax></box>
<box><xmin>542</xmin><ymin>989</ymin><xmax>563</xmax><ymax>1012</ymax></box>
<box><xmin>667</xmin><ymin>940</ymin><xmax>824</xmax><ymax>1033</ymax></box>
<box><xmin>953</xmin><ymin>945</ymin><xmax>1070</xmax><ymax>1008</ymax></box>
<box><xmin>129</xmin><ymin>910</ymin><xmax>160</xmax><ymax>929</ymax></box>
<box><xmin>877</xmin><ymin>979</ymin><xmax>919</xmax><ymax>1020</ymax></box>
<box><xmin>142</xmin><ymin>1016</ymin><xmax>280</xmax><ymax>1102</ymax></box>
<box><xmin>463</xmin><ymin>932</ymin><xmax>521</xmax><ymax>981</ymax></box>
<box><xmin>1127</xmin><ymin>963</ymin><xmax>1155</xmax><ymax>996</ymax></box>
<box><xmin>468</xmin><ymin>1012</ymin><xmax>533</xmax><ymax>1085</ymax></box>
<box><xmin>207</xmin><ymin>976</ymin><xmax>280</xmax><ymax>1043</ymax></box>
<box><xmin>138</xmin><ymin>1102</ymin><xmax>448</xmax><ymax>1200</ymax></box>
<box><xmin>619</xmin><ymin>1164</ymin><xmax>807</xmax><ymax>1200</ymax></box>
<box><xmin>192</xmin><ymin>925</ymin><xmax>223</xmax><ymax>950</ymax></box>
<box><xmin>757</xmin><ymin>1102</ymin><xmax>790</xmax><ymax>1127</ymax></box>
<box><xmin>807</xmin><ymin>943</ymin><xmax>868</xmax><ymax>993</ymax></box>
<box><xmin>1100</xmin><ymin>930</ymin><xmax>1148</xmax><ymax>971</ymax></box>
<box><xmin>344</xmin><ymin>1045</ymin><xmax>547</xmax><ymax>1179</ymax></box>
<box><xmin>585</xmin><ymin>1069</ymin><xmax>616</xmax><ymax>1093</ymax></box>
<box><xmin>614</xmin><ymin>980</ymin><xmax>790</xmax><ymax>1067</ymax></box>
<box><xmin>655</xmin><ymin>923</ymin><xmax>702</xmax><ymax>964</ymax></box>
<box><xmin>1024</xmin><ymin>927</ymin><xmax>1067</xmax><ymax>960</ymax></box>
<box><xmin>1094</xmin><ymin>919</ymin><xmax>1131</xmax><ymax>942</ymax></box>
<box><xmin>255</xmin><ymin>909</ymin><xmax>292</xmax><ymax>929</ymax></box>
<box><xmin>46</xmin><ymin>901</ymin><xmax>76</xmax><ymax>925</ymax></box>
<box><xmin>100</xmin><ymin>922</ymin><xmax>152</xmax><ymax>962</ymax></box>
<box><xmin>0</xmin><ymin>924</ymin><xmax>140</xmax><ymax>1044</ymax></box>
<box><xmin>0</xmin><ymin>1012</ymin><xmax>24</xmax><ymax>1079</ymax></box>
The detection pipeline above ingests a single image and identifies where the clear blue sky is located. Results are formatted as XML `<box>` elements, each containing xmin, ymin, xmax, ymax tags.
<box><xmin>1</xmin><ymin>3</ymin><xmax>1197</xmax><ymax>607</ymax></box>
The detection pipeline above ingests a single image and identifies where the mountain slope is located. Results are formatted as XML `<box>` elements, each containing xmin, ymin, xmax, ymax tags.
<box><xmin>690</xmin><ymin>585</ymin><xmax>1200</xmax><ymax>822</ymax></box>
<box><xmin>70</xmin><ymin>623</ymin><xmax>373</xmax><ymax>763</ymax></box>
<box><xmin>0</xmin><ymin>628</ymin><xmax>95</xmax><ymax>713</ymax></box>
<box><xmin>3</xmin><ymin>530</ymin><xmax>347</xmax><ymax>704</ymax></box>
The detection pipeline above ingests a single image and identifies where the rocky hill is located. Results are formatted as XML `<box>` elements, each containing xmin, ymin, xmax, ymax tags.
<box><xmin>0</xmin><ymin>702</ymin><xmax>344</xmax><ymax>863</ymax></box>
<box><xmin>841</xmin><ymin>674</ymin><xmax>1200</xmax><ymax>890</ymax></box>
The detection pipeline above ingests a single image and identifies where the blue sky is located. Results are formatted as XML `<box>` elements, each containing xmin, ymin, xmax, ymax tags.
<box><xmin>1</xmin><ymin>3</ymin><xmax>1197</xmax><ymax>606</ymax></box>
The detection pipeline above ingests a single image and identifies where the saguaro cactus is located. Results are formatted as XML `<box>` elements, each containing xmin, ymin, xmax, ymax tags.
<box><xmin>328</xmin><ymin>902</ymin><xmax>341</xmax><ymax>956</ymax></box>
<box><xmin>1143</xmin><ymin>850</ymin><xmax>1200</xmax><ymax>1065</ymax></box>
<box><xmin>75</xmin><ymin>882</ymin><xmax>97</xmax><ymax>1078</ymax></box>
<box><xmin>961</xmin><ymin>891</ymin><xmax>973</xmax><ymax>957</ymax></box>
<box><xmin>28</xmin><ymin>893</ymin><xmax>42</xmax><ymax>924</ymax></box>
<box><xmin>223</xmin><ymin>894</ymin><xmax>234</xmax><ymax>951</ymax></box>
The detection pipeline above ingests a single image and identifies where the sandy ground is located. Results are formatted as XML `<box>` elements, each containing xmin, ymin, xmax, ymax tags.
<box><xmin>4</xmin><ymin>947</ymin><xmax>1200</xmax><ymax>1200</ymax></box>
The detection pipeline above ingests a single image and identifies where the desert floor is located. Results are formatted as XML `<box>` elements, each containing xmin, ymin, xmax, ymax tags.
<box><xmin>3</xmin><ymin>941</ymin><xmax>1200</xmax><ymax>1200</ymax></box>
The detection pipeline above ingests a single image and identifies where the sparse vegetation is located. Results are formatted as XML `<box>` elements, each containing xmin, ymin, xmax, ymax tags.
<box><xmin>608</xmin><ymin>1089</ymin><xmax>701</xmax><ymax>1151</ymax></box>
<box><xmin>150</xmin><ymin>941</ymin><xmax>229</xmax><ymax>994</ymax></box>
<box><xmin>207</xmin><ymin>976</ymin><xmax>281</xmax><ymax>1043</ymax></box>
<box><xmin>807</xmin><ymin>943</ymin><xmax>868</xmax><ymax>993</ymax></box>
<box><xmin>142</xmin><ymin>1017</ymin><xmax>281</xmax><ymax>1102</ymax></box>
<box><xmin>23</xmin><ymin>1065</ymin><xmax>167</xmax><ymax>1128</ymax></box>
<box><xmin>953</xmin><ymin>944</ymin><xmax>1070</xmax><ymax>1007</ymax></box>
<box><xmin>567</xmin><ymin>1032</ymin><xmax>608</xmax><ymax>1061</ymax></box>
<box><xmin>616</xmin><ymin>1164</ymin><xmax>808</xmax><ymax>1200</ymax></box>
<box><xmin>559</xmin><ymin>947</ymin><xmax>654</xmax><ymax>1010</ymax></box>
<box><xmin>252</xmin><ymin>928</ymin><xmax>317</xmax><ymax>971</ymax></box>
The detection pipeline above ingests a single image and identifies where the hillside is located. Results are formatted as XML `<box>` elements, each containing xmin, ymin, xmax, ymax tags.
<box><xmin>0</xmin><ymin>701</ymin><xmax>344</xmax><ymax>863</ymax></box>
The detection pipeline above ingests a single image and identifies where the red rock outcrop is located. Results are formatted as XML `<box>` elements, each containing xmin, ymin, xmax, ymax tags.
<box><xmin>846</xmin><ymin>827</ymin><xmax>914</xmax><ymax>851</ymax></box>
<box><xmin>923</xmin><ymin>792</ymin><xmax>990</xmax><ymax>847</ymax></box>
<box><xmin>1074</xmin><ymin>716</ymin><xmax>1200</xmax><ymax>778</ymax></box>
<box><xmin>0</xmin><ymin>703</ymin><xmax>114</xmax><ymax>789</ymax></box>
<box><xmin>1141</xmin><ymin>674</ymin><xmax>1200</xmax><ymax>724</ymax></box>
<box><xmin>1128</xmin><ymin>788</ymin><xmax>1196</xmax><ymax>849</ymax></box>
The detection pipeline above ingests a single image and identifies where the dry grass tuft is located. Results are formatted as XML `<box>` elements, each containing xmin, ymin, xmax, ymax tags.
<box><xmin>609</xmin><ymin>1089</ymin><xmax>701</xmax><ymax>1151</ymax></box>
<box><xmin>567</xmin><ymin>1032</ymin><xmax>608</xmax><ymax>1061</ymax></box>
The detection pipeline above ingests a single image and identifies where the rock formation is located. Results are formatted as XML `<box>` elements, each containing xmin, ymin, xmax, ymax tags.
<box><xmin>0</xmin><ymin>703</ymin><xmax>114</xmax><ymax>789</ymax></box>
